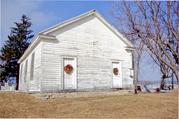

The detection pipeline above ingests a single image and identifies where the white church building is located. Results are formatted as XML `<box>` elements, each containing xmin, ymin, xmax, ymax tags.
<box><xmin>18</xmin><ymin>10</ymin><xmax>135</xmax><ymax>92</ymax></box>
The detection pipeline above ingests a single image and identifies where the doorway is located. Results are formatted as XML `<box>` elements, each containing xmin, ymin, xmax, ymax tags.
<box><xmin>63</xmin><ymin>57</ymin><xmax>77</xmax><ymax>89</ymax></box>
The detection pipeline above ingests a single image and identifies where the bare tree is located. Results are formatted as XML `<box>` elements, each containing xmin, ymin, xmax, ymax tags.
<box><xmin>133</xmin><ymin>42</ymin><xmax>144</xmax><ymax>93</ymax></box>
<box><xmin>147</xmin><ymin>46</ymin><xmax>172</xmax><ymax>89</ymax></box>
<box><xmin>112</xmin><ymin>1</ymin><xmax>179</xmax><ymax>84</ymax></box>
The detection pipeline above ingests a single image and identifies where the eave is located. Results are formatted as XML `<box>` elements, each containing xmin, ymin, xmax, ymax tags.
<box><xmin>18</xmin><ymin>34</ymin><xmax>56</xmax><ymax>63</ymax></box>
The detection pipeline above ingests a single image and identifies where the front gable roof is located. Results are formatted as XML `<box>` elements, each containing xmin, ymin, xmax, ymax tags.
<box><xmin>18</xmin><ymin>9</ymin><xmax>134</xmax><ymax>63</ymax></box>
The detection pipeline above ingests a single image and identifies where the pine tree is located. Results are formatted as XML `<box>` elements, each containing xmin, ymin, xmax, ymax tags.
<box><xmin>0</xmin><ymin>15</ymin><xmax>34</xmax><ymax>89</ymax></box>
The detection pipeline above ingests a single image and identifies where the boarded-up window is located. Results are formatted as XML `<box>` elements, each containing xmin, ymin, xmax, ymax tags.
<box><xmin>30</xmin><ymin>52</ymin><xmax>35</xmax><ymax>80</ymax></box>
<box><xmin>24</xmin><ymin>60</ymin><xmax>28</xmax><ymax>82</ymax></box>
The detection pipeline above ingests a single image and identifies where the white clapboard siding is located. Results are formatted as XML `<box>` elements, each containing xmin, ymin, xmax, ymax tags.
<box><xmin>19</xmin><ymin>42</ymin><xmax>42</xmax><ymax>92</ymax></box>
<box><xmin>40</xmin><ymin>15</ymin><xmax>133</xmax><ymax>91</ymax></box>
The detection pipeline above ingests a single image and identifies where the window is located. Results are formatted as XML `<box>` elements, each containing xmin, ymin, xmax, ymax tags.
<box><xmin>30</xmin><ymin>52</ymin><xmax>35</xmax><ymax>80</ymax></box>
<box><xmin>131</xmin><ymin>52</ymin><xmax>134</xmax><ymax>69</ymax></box>
<box><xmin>24</xmin><ymin>60</ymin><xmax>28</xmax><ymax>82</ymax></box>
<box><xmin>20</xmin><ymin>63</ymin><xmax>23</xmax><ymax>81</ymax></box>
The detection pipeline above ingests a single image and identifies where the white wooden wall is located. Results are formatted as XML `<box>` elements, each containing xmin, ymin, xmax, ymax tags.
<box><xmin>40</xmin><ymin>15</ymin><xmax>134</xmax><ymax>92</ymax></box>
<box><xmin>19</xmin><ymin>42</ymin><xmax>42</xmax><ymax>92</ymax></box>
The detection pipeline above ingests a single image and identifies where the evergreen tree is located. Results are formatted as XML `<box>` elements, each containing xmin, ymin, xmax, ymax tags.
<box><xmin>0</xmin><ymin>15</ymin><xmax>34</xmax><ymax>89</ymax></box>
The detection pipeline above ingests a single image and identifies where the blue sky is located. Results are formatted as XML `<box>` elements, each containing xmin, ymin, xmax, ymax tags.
<box><xmin>1</xmin><ymin>0</ymin><xmax>161</xmax><ymax>81</ymax></box>
<box><xmin>1</xmin><ymin>0</ymin><xmax>114</xmax><ymax>46</ymax></box>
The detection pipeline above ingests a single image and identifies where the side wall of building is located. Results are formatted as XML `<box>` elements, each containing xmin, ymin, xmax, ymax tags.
<box><xmin>19</xmin><ymin>42</ymin><xmax>42</xmax><ymax>92</ymax></box>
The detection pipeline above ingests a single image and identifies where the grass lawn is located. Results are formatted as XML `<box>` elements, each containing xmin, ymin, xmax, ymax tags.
<box><xmin>0</xmin><ymin>90</ymin><xmax>178</xmax><ymax>118</ymax></box>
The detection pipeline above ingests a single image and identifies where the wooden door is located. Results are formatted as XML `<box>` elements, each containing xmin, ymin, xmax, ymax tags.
<box><xmin>63</xmin><ymin>57</ymin><xmax>77</xmax><ymax>89</ymax></box>
<box><xmin>112</xmin><ymin>62</ymin><xmax>122</xmax><ymax>88</ymax></box>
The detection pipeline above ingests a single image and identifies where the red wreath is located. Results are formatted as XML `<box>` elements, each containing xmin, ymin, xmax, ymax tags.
<box><xmin>64</xmin><ymin>64</ymin><xmax>73</xmax><ymax>74</ymax></box>
<box><xmin>113</xmin><ymin>68</ymin><xmax>119</xmax><ymax>75</ymax></box>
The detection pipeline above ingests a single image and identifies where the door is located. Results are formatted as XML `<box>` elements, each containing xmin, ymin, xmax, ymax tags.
<box><xmin>63</xmin><ymin>57</ymin><xmax>77</xmax><ymax>89</ymax></box>
<box><xmin>112</xmin><ymin>62</ymin><xmax>122</xmax><ymax>88</ymax></box>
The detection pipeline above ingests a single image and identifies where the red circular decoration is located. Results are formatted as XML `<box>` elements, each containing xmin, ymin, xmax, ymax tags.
<box><xmin>113</xmin><ymin>68</ymin><xmax>119</xmax><ymax>75</ymax></box>
<box><xmin>64</xmin><ymin>64</ymin><xmax>73</xmax><ymax>74</ymax></box>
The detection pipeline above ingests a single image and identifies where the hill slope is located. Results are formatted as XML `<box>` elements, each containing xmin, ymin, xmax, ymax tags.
<box><xmin>0</xmin><ymin>90</ymin><xmax>178</xmax><ymax>118</ymax></box>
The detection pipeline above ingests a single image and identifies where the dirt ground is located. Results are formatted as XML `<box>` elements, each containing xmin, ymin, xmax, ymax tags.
<box><xmin>0</xmin><ymin>90</ymin><xmax>178</xmax><ymax>118</ymax></box>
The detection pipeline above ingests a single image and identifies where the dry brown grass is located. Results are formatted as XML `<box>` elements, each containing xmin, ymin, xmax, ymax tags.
<box><xmin>0</xmin><ymin>90</ymin><xmax>178</xmax><ymax>118</ymax></box>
